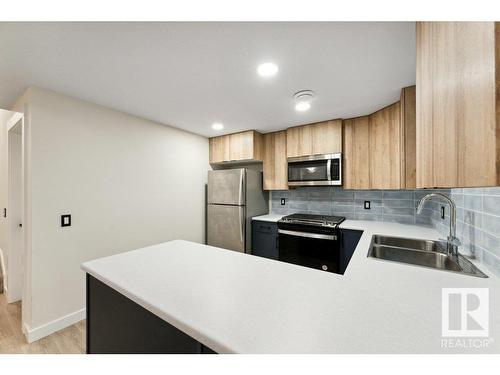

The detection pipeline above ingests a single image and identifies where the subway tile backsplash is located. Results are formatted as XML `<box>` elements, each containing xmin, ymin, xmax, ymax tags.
<box><xmin>436</xmin><ymin>187</ymin><xmax>500</xmax><ymax>277</ymax></box>
<box><xmin>270</xmin><ymin>186</ymin><xmax>500</xmax><ymax>277</ymax></box>
<box><xmin>270</xmin><ymin>187</ymin><xmax>448</xmax><ymax>224</ymax></box>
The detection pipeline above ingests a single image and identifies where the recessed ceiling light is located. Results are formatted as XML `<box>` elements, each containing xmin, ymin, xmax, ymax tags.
<box><xmin>293</xmin><ymin>90</ymin><xmax>315</xmax><ymax>112</ymax></box>
<box><xmin>295</xmin><ymin>101</ymin><xmax>311</xmax><ymax>112</ymax></box>
<box><xmin>257</xmin><ymin>62</ymin><xmax>279</xmax><ymax>77</ymax></box>
<box><xmin>212</xmin><ymin>123</ymin><xmax>224</xmax><ymax>130</ymax></box>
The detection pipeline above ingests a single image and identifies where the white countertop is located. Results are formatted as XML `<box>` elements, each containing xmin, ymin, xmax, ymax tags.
<box><xmin>81</xmin><ymin>220</ymin><xmax>500</xmax><ymax>354</ymax></box>
<box><xmin>252</xmin><ymin>214</ymin><xmax>284</xmax><ymax>222</ymax></box>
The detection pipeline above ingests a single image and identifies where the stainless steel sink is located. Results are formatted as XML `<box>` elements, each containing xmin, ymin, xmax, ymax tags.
<box><xmin>368</xmin><ymin>235</ymin><xmax>488</xmax><ymax>278</ymax></box>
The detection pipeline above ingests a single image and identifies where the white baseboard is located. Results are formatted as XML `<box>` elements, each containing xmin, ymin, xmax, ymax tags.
<box><xmin>24</xmin><ymin>308</ymin><xmax>86</xmax><ymax>343</ymax></box>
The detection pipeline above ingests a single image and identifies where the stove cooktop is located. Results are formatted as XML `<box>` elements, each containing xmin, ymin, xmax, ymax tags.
<box><xmin>279</xmin><ymin>213</ymin><xmax>345</xmax><ymax>228</ymax></box>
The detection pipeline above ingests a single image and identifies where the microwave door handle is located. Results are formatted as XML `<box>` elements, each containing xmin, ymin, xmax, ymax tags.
<box><xmin>327</xmin><ymin>159</ymin><xmax>332</xmax><ymax>181</ymax></box>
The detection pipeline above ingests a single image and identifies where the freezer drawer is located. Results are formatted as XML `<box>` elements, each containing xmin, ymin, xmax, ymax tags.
<box><xmin>207</xmin><ymin>205</ymin><xmax>245</xmax><ymax>252</ymax></box>
<box><xmin>207</xmin><ymin>169</ymin><xmax>245</xmax><ymax>205</ymax></box>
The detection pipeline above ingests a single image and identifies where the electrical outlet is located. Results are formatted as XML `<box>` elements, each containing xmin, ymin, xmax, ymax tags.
<box><xmin>280</xmin><ymin>198</ymin><xmax>286</xmax><ymax>205</ymax></box>
<box><xmin>364</xmin><ymin>201</ymin><xmax>371</xmax><ymax>210</ymax></box>
<box><xmin>61</xmin><ymin>214</ymin><xmax>71</xmax><ymax>227</ymax></box>
<box><xmin>441</xmin><ymin>206</ymin><xmax>445</xmax><ymax>219</ymax></box>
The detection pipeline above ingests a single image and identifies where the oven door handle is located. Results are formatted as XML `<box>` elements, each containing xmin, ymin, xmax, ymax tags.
<box><xmin>278</xmin><ymin>229</ymin><xmax>337</xmax><ymax>241</ymax></box>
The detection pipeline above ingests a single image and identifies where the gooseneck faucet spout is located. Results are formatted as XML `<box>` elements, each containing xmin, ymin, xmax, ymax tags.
<box><xmin>416</xmin><ymin>193</ymin><xmax>460</xmax><ymax>256</ymax></box>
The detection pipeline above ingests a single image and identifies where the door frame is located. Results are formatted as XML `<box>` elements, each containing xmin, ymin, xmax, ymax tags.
<box><xmin>6</xmin><ymin>112</ymin><xmax>25</xmax><ymax>304</ymax></box>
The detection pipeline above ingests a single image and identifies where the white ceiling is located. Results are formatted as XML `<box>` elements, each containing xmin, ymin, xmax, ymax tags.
<box><xmin>0</xmin><ymin>22</ymin><xmax>416</xmax><ymax>137</ymax></box>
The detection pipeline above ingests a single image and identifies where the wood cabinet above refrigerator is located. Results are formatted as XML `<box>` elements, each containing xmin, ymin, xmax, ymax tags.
<box><xmin>209</xmin><ymin>130</ymin><xmax>263</xmax><ymax>164</ymax></box>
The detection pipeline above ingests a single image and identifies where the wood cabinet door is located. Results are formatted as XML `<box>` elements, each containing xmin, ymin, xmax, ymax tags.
<box><xmin>209</xmin><ymin>135</ymin><xmax>230</xmax><ymax>163</ymax></box>
<box><xmin>229</xmin><ymin>131</ymin><xmax>254</xmax><ymax>161</ymax></box>
<box><xmin>311</xmin><ymin>120</ymin><xmax>343</xmax><ymax>155</ymax></box>
<box><xmin>210</xmin><ymin>131</ymin><xmax>263</xmax><ymax>163</ymax></box>
<box><xmin>263</xmin><ymin>131</ymin><xmax>288</xmax><ymax>190</ymax></box>
<box><xmin>286</xmin><ymin>125</ymin><xmax>312</xmax><ymax>158</ymax></box>
<box><xmin>416</xmin><ymin>22</ymin><xmax>498</xmax><ymax>188</ymax></box>
<box><xmin>369</xmin><ymin>102</ymin><xmax>402</xmax><ymax>189</ymax></box>
<box><xmin>343</xmin><ymin>117</ymin><xmax>370</xmax><ymax>189</ymax></box>
<box><xmin>401</xmin><ymin>86</ymin><xmax>416</xmax><ymax>189</ymax></box>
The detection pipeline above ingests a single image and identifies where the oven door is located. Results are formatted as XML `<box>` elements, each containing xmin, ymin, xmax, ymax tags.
<box><xmin>278</xmin><ymin>228</ymin><xmax>340</xmax><ymax>273</ymax></box>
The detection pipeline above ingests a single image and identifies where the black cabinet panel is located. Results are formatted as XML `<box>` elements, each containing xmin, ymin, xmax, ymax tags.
<box><xmin>252</xmin><ymin>220</ymin><xmax>278</xmax><ymax>260</ymax></box>
<box><xmin>339</xmin><ymin>229</ymin><xmax>363</xmax><ymax>274</ymax></box>
<box><xmin>86</xmin><ymin>274</ymin><xmax>216</xmax><ymax>354</ymax></box>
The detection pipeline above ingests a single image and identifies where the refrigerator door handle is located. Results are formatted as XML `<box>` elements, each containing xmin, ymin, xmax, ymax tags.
<box><xmin>238</xmin><ymin>169</ymin><xmax>244</xmax><ymax>205</ymax></box>
<box><xmin>240</xmin><ymin>208</ymin><xmax>245</xmax><ymax>245</ymax></box>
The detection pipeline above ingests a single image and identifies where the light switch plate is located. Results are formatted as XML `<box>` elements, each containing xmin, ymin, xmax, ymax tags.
<box><xmin>61</xmin><ymin>214</ymin><xmax>71</xmax><ymax>227</ymax></box>
<box><xmin>364</xmin><ymin>201</ymin><xmax>371</xmax><ymax>210</ymax></box>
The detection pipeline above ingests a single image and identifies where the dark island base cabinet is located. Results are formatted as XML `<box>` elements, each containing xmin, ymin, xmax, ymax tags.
<box><xmin>86</xmin><ymin>274</ymin><xmax>217</xmax><ymax>354</ymax></box>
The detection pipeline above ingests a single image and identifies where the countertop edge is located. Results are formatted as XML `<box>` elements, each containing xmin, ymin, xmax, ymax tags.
<box><xmin>81</xmin><ymin>254</ymin><xmax>235</xmax><ymax>354</ymax></box>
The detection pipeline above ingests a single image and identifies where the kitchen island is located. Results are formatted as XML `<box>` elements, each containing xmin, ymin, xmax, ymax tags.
<box><xmin>81</xmin><ymin>221</ymin><xmax>500</xmax><ymax>354</ymax></box>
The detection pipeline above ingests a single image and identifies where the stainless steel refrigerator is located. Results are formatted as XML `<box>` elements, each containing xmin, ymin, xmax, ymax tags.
<box><xmin>207</xmin><ymin>168</ymin><xmax>268</xmax><ymax>253</ymax></box>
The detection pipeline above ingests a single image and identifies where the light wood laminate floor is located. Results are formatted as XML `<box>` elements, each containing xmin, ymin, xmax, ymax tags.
<box><xmin>0</xmin><ymin>292</ymin><xmax>85</xmax><ymax>354</ymax></box>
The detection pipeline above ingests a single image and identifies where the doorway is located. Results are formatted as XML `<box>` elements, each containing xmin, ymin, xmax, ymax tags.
<box><xmin>7</xmin><ymin>113</ymin><xmax>24</xmax><ymax>305</ymax></box>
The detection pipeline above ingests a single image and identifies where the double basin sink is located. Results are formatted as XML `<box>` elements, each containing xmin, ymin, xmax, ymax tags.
<box><xmin>368</xmin><ymin>235</ymin><xmax>488</xmax><ymax>278</ymax></box>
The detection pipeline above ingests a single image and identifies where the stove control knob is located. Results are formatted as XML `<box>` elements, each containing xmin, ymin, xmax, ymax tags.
<box><xmin>322</xmin><ymin>265</ymin><xmax>328</xmax><ymax>271</ymax></box>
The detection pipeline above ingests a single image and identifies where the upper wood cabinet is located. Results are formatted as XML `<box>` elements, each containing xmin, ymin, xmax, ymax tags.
<box><xmin>262</xmin><ymin>131</ymin><xmax>288</xmax><ymax>190</ymax></box>
<box><xmin>343</xmin><ymin>116</ymin><xmax>370</xmax><ymax>189</ymax></box>
<box><xmin>369</xmin><ymin>102</ymin><xmax>402</xmax><ymax>189</ymax></box>
<box><xmin>343</xmin><ymin>86</ymin><xmax>416</xmax><ymax>190</ymax></box>
<box><xmin>416</xmin><ymin>22</ymin><xmax>500</xmax><ymax>188</ymax></box>
<box><xmin>400</xmin><ymin>85</ymin><xmax>416</xmax><ymax>189</ymax></box>
<box><xmin>286</xmin><ymin>124</ymin><xmax>312</xmax><ymax>157</ymax></box>
<box><xmin>209</xmin><ymin>135</ymin><xmax>230</xmax><ymax>163</ymax></box>
<box><xmin>286</xmin><ymin>120</ymin><xmax>342</xmax><ymax>158</ymax></box>
<box><xmin>209</xmin><ymin>130</ymin><xmax>263</xmax><ymax>164</ymax></box>
<box><xmin>311</xmin><ymin>120</ymin><xmax>343</xmax><ymax>155</ymax></box>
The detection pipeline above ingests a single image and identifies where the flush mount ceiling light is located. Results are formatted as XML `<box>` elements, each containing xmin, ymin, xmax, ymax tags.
<box><xmin>295</xmin><ymin>101</ymin><xmax>311</xmax><ymax>112</ymax></box>
<box><xmin>293</xmin><ymin>90</ymin><xmax>315</xmax><ymax>112</ymax></box>
<box><xmin>211</xmin><ymin>123</ymin><xmax>224</xmax><ymax>130</ymax></box>
<box><xmin>257</xmin><ymin>62</ymin><xmax>279</xmax><ymax>77</ymax></box>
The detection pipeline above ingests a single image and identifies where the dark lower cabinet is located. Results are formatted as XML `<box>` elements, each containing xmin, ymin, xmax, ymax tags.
<box><xmin>251</xmin><ymin>220</ymin><xmax>278</xmax><ymax>259</ymax></box>
<box><xmin>86</xmin><ymin>274</ymin><xmax>217</xmax><ymax>354</ymax></box>
<box><xmin>339</xmin><ymin>229</ymin><xmax>362</xmax><ymax>274</ymax></box>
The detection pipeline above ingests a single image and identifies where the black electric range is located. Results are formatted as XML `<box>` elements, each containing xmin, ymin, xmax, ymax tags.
<box><xmin>277</xmin><ymin>213</ymin><xmax>346</xmax><ymax>274</ymax></box>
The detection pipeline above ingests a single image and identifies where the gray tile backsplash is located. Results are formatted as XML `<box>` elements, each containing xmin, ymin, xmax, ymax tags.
<box><xmin>270</xmin><ymin>186</ymin><xmax>500</xmax><ymax>277</ymax></box>
<box><xmin>270</xmin><ymin>187</ymin><xmax>448</xmax><ymax>224</ymax></box>
<box><xmin>433</xmin><ymin>187</ymin><xmax>500</xmax><ymax>277</ymax></box>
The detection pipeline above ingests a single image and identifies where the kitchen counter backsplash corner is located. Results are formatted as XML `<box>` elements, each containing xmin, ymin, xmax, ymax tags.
<box><xmin>270</xmin><ymin>186</ymin><xmax>500</xmax><ymax>277</ymax></box>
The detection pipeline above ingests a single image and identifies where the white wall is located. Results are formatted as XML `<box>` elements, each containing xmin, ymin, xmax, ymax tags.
<box><xmin>12</xmin><ymin>87</ymin><xmax>209</xmax><ymax>338</ymax></box>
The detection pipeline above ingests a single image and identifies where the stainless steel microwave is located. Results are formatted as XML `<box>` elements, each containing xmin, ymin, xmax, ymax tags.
<box><xmin>287</xmin><ymin>153</ymin><xmax>342</xmax><ymax>187</ymax></box>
